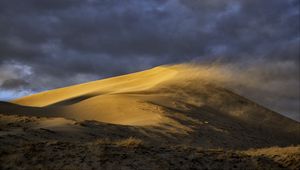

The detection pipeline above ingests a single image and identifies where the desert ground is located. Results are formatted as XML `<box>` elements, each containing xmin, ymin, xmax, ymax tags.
<box><xmin>0</xmin><ymin>64</ymin><xmax>299</xmax><ymax>169</ymax></box>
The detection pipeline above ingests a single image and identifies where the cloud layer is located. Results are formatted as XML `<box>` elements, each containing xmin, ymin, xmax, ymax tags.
<box><xmin>0</xmin><ymin>0</ymin><xmax>299</xmax><ymax>119</ymax></box>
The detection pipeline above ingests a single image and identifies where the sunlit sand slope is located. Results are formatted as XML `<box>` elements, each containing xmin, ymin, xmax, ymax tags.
<box><xmin>11</xmin><ymin>66</ymin><xmax>180</xmax><ymax>126</ymax></box>
<box><xmin>13</xmin><ymin>66</ymin><xmax>178</xmax><ymax>107</ymax></box>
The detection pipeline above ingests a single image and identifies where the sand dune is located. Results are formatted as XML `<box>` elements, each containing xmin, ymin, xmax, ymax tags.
<box><xmin>9</xmin><ymin>64</ymin><xmax>300</xmax><ymax>129</ymax></box>
<box><xmin>1</xmin><ymin>64</ymin><xmax>300</xmax><ymax>169</ymax></box>
<box><xmin>10</xmin><ymin>65</ymin><xmax>181</xmax><ymax>126</ymax></box>
<box><xmin>2</xmin><ymin>64</ymin><xmax>299</xmax><ymax>143</ymax></box>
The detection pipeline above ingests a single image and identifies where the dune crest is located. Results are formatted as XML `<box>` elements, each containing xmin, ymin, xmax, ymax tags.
<box><xmin>12</xmin><ymin>66</ymin><xmax>179</xmax><ymax>107</ymax></box>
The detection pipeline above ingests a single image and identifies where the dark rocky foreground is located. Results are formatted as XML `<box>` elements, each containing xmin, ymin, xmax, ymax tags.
<box><xmin>1</xmin><ymin>139</ymin><xmax>299</xmax><ymax>170</ymax></box>
<box><xmin>0</xmin><ymin>112</ymin><xmax>299</xmax><ymax>170</ymax></box>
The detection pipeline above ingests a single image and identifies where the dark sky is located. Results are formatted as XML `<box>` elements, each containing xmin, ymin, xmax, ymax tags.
<box><xmin>0</xmin><ymin>0</ymin><xmax>299</xmax><ymax>119</ymax></box>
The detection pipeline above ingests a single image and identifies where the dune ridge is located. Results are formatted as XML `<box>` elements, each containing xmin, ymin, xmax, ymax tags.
<box><xmin>12</xmin><ymin>66</ymin><xmax>179</xmax><ymax>107</ymax></box>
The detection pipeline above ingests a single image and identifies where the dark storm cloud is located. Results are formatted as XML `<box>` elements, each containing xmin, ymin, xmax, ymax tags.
<box><xmin>0</xmin><ymin>0</ymin><xmax>299</xmax><ymax>118</ymax></box>
<box><xmin>1</xmin><ymin>0</ymin><xmax>298</xmax><ymax>65</ymax></box>
<box><xmin>0</xmin><ymin>79</ymin><xmax>29</xmax><ymax>90</ymax></box>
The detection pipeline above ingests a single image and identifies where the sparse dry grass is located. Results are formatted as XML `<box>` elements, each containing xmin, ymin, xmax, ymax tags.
<box><xmin>93</xmin><ymin>137</ymin><xmax>143</xmax><ymax>147</ymax></box>
<box><xmin>2</xmin><ymin>141</ymin><xmax>299</xmax><ymax>170</ymax></box>
<box><xmin>244</xmin><ymin>145</ymin><xmax>300</xmax><ymax>155</ymax></box>
<box><xmin>115</xmin><ymin>137</ymin><xmax>143</xmax><ymax>147</ymax></box>
<box><xmin>243</xmin><ymin>145</ymin><xmax>300</xmax><ymax>169</ymax></box>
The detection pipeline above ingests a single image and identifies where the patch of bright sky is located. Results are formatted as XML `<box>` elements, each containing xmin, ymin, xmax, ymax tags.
<box><xmin>0</xmin><ymin>89</ymin><xmax>34</xmax><ymax>101</ymax></box>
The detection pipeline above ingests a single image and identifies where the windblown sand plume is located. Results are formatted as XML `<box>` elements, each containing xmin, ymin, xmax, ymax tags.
<box><xmin>0</xmin><ymin>64</ymin><xmax>299</xmax><ymax>169</ymax></box>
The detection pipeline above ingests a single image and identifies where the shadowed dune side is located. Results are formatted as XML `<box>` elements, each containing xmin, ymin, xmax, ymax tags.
<box><xmin>0</xmin><ymin>101</ymin><xmax>56</xmax><ymax>118</ymax></box>
<box><xmin>47</xmin><ymin>94</ymin><xmax>99</xmax><ymax>106</ymax></box>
